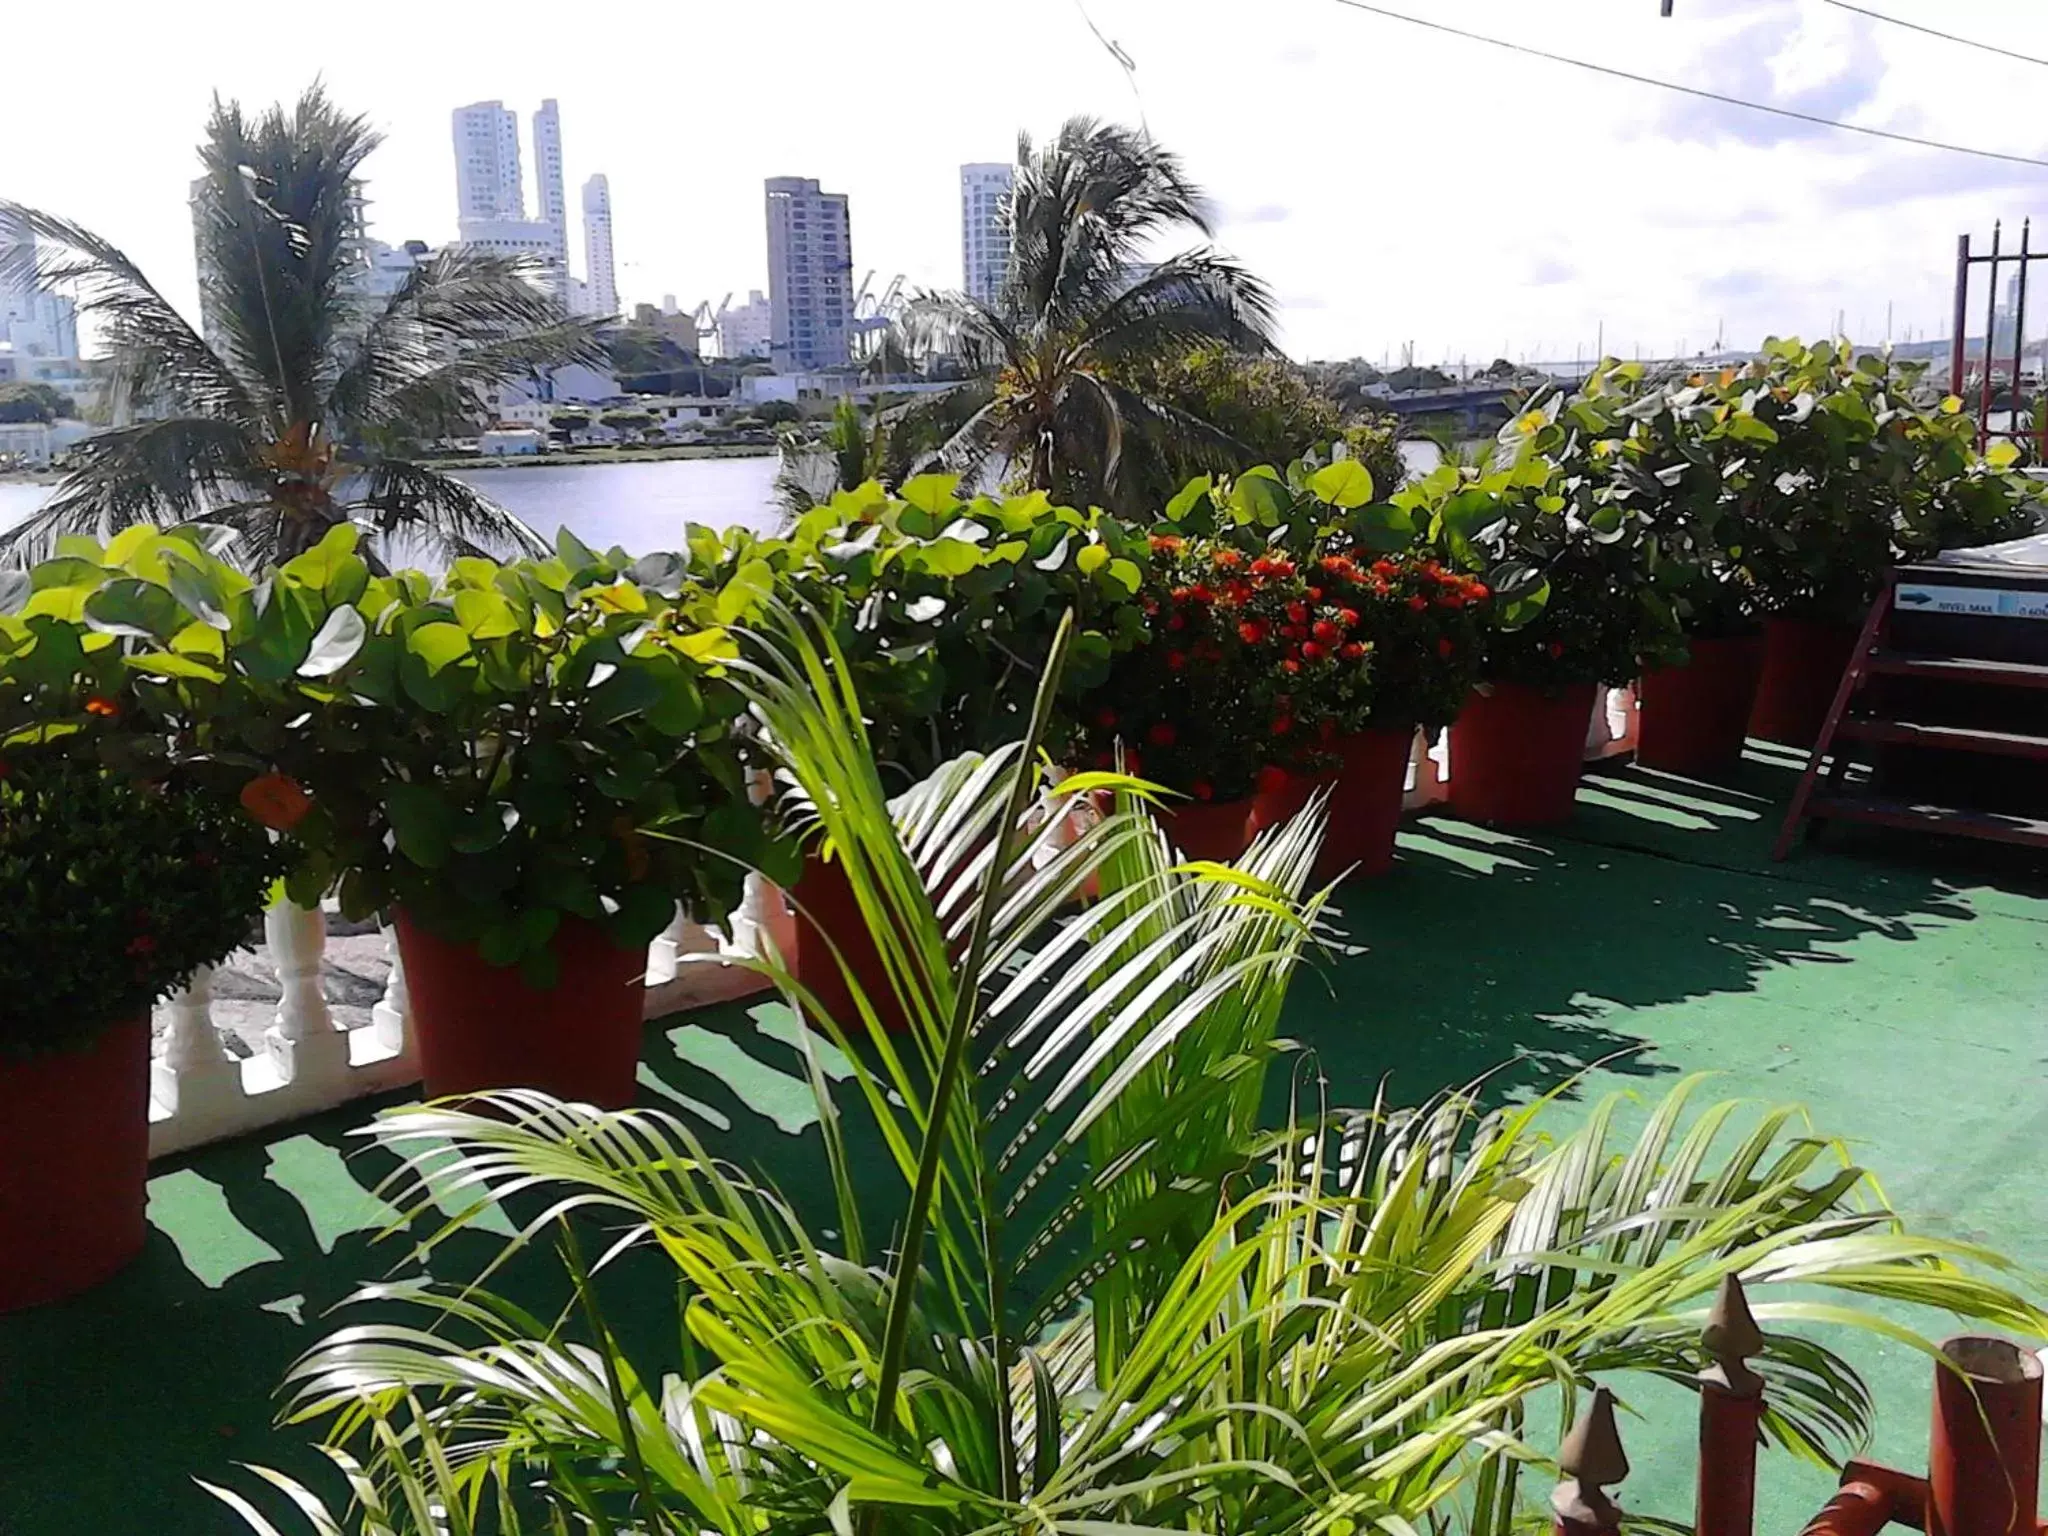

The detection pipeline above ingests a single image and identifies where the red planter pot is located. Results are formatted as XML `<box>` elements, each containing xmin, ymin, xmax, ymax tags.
<box><xmin>1</xmin><ymin>1018</ymin><xmax>152</xmax><ymax>1313</ymax></box>
<box><xmin>790</xmin><ymin>852</ymin><xmax>917</xmax><ymax>1037</ymax></box>
<box><xmin>1749</xmin><ymin>618</ymin><xmax>1860</xmax><ymax>748</ymax></box>
<box><xmin>1155</xmin><ymin>796</ymin><xmax>1258</xmax><ymax>862</ymax></box>
<box><xmin>1315</xmin><ymin>727</ymin><xmax>1416</xmax><ymax>881</ymax></box>
<box><xmin>1448</xmin><ymin>681</ymin><xmax>1600</xmax><ymax>827</ymax></box>
<box><xmin>1637</xmin><ymin>634</ymin><xmax>1766</xmax><ymax>778</ymax></box>
<box><xmin>395</xmin><ymin>911</ymin><xmax>649</xmax><ymax>1107</ymax></box>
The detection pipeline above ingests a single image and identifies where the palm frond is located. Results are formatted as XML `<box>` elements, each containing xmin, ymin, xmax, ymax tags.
<box><xmin>0</xmin><ymin>201</ymin><xmax>259</xmax><ymax>426</ymax></box>
<box><xmin>345</xmin><ymin>461</ymin><xmax>548</xmax><ymax>565</ymax></box>
<box><xmin>0</xmin><ymin>417</ymin><xmax>263</xmax><ymax>565</ymax></box>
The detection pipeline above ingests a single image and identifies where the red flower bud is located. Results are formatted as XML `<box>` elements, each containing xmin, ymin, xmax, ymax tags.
<box><xmin>1191</xmin><ymin>778</ymin><xmax>1214</xmax><ymax>801</ymax></box>
<box><xmin>1286</xmin><ymin>601</ymin><xmax>1309</xmax><ymax>624</ymax></box>
<box><xmin>1147</xmin><ymin>721</ymin><xmax>1177</xmax><ymax>747</ymax></box>
<box><xmin>1095</xmin><ymin>707</ymin><xmax>1119</xmax><ymax>729</ymax></box>
<box><xmin>1437</xmin><ymin>637</ymin><xmax>1456</xmax><ymax>659</ymax></box>
<box><xmin>1340</xmin><ymin>641</ymin><xmax>1367</xmax><ymax>660</ymax></box>
<box><xmin>84</xmin><ymin>695</ymin><xmax>120</xmax><ymax>719</ymax></box>
<box><xmin>1301</xmin><ymin>641</ymin><xmax>1325</xmax><ymax>661</ymax></box>
<box><xmin>1407</xmin><ymin>596</ymin><xmax>1429</xmax><ymax>612</ymax></box>
<box><xmin>1237</xmin><ymin>620</ymin><xmax>1267</xmax><ymax>645</ymax></box>
<box><xmin>1311</xmin><ymin>620</ymin><xmax>1342</xmax><ymax>644</ymax></box>
<box><xmin>1166</xmin><ymin>649</ymin><xmax>1187</xmax><ymax>670</ymax></box>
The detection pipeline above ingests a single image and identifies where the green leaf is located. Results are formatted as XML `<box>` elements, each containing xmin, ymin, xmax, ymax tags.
<box><xmin>1076</xmin><ymin>544</ymin><xmax>1110</xmax><ymax>576</ymax></box>
<box><xmin>281</xmin><ymin>522</ymin><xmax>370</xmax><ymax>606</ymax></box>
<box><xmin>298</xmin><ymin>605</ymin><xmax>367</xmax><ymax>678</ymax></box>
<box><xmin>1308</xmin><ymin>458</ymin><xmax>1376</xmax><ymax>509</ymax></box>
<box><xmin>1104</xmin><ymin>558</ymin><xmax>1142</xmax><ymax>595</ymax></box>
<box><xmin>406</xmin><ymin>622</ymin><xmax>471</xmax><ymax>674</ymax></box>
<box><xmin>1165</xmin><ymin>475</ymin><xmax>1214</xmax><ymax>523</ymax></box>
<box><xmin>715</xmin><ymin>559</ymin><xmax>775</xmax><ymax>626</ymax></box>
<box><xmin>83</xmin><ymin>578</ymin><xmax>183</xmax><ymax>641</ymax></box>
<box><xmin>384</xmin><ymin>782</ymin><xmax>453</xmax><ymax>869</ymax></box>
<box><xmin>452</xmin><ymin>587</ymin><xmax>521</xmax><ymax>640</ymax></box>
<box><xmin>899</xmin><ymin>473</ymin><xmax>962</xmax><ymax>516</ymax></box>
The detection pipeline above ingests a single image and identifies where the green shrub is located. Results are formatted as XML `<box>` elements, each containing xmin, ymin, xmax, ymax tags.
<box><xmin>0</xmin><ymin>759</ymin><xmax>281</xmax><ymax>1057</ymax></box>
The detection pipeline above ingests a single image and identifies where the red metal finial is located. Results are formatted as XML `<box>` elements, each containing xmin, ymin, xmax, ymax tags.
<box><xmin>1554</xmin><ymin>1385</ymin><xmax>1628</xmax><ymax>1534</ymax></box>
<box><xmin>1702</xmin><ymin>1272</ymin><xmax>1766</xmax><ymax>1398</ymax></box>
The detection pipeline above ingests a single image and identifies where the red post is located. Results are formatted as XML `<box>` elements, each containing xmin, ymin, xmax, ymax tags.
<box><xmin>1928</xmin><ymin>1336</ymin><xmax>2042</xmax><ymax>1536</ymax></box>
<box><xmin>1698</xmin><ymin>1274</ymin><xmax>1765</xmax><ymax>1536</ymax></box>
<box><xmin>1554</xmin><ymin>1385</ymin><xmax>1628</xmax><ymax>1536</ymax></box>
<box><xmin>1799</xmin><ymin>1477</ymin><xmax>1901</xmax><ymax>1536</ymax></box>
<box><xmin>1953</xmin><ymin>232</ymin><xmax>1973</xmax><ymax>400</ymax></box>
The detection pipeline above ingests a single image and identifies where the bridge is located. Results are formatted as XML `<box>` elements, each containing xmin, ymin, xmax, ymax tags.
<box><xmin>1372</xmin><ymin>372</ymin><xmax>1595</xmax><ymax>432</ymax></box>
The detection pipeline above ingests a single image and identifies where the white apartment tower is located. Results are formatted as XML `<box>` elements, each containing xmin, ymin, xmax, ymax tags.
<box><xmin>451</xmin><ymin>102</ymin><xmax>523</xmax><ymax>222</ymax></box>
<box><xmin>532</xmin><ymin>99</ymin><xmax>569</xmax><ymax>271</ymax></box>
<box><xmin>960</xmin><ymin>162</ymin><xmax>1014</xmax><ymax>307</ymax></box>
<box><xmin>582</xmin><ymin>174</ymin><xmax>618</xmax><ymax>319</ymax></box>
<box><xmin>764</xmin><ymin>176</ymin><xmax>852</xmax><ymax>370</ymax></box>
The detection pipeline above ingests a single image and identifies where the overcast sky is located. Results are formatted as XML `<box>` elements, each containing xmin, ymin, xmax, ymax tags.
<box><xmin>7</xmin><ymin>0</ymin><xmax>2048</xmax><ymax>365</ymax></box>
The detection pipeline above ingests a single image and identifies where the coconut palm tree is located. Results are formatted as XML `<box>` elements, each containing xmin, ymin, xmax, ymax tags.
<box><xmin>903</xmin><ymin>118</ymin><xmax>1279</xmax><ymax>515</ymax></box>
<box><xmin>0</xmin><ymin>87</ymin><xmax>605</xmax><ymax>569</ymax></box>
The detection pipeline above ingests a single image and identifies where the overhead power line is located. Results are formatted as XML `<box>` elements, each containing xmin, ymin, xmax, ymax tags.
<box><xmin>1820</xmin><ymin>1</ymin><xmax>2048</xmax><ymax>70</ymax></box>
<box><xmin>1328</xmin><ymin>0</ymin><xmax>2048</xmax><ymax>170</ymax></box>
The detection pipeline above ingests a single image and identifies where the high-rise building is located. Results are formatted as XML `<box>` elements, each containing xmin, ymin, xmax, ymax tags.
<box><xmin>532</xmin><ymin>100</ymin><xmax>568</xmax><ymax>269</ymax></box>
<box><xmin>719</xmin><ymin>290</ymin><xmax>772</xmax><ymax>359</ymax></box>
<box><xmin>582</xmin><ymin>173</ymin><xmax>617</xmax><ymax>319</ymax></box>
<box><xmin>0</xmin><ymin>229</ymin><xmax>78</xmax><ymax>362</ymax></box>
<box><xmin>764</xmin><ymin>176</ymin><xmax>852</xmax><ymax>370</ymax></box>
<box><xmin>451</xmin><ymin>101</ymin><xmax>524</xmax><ymax>223</ymax></box>
<box><xmin>959</xmin><ymin>162</ymin><xmax>1014</xmax><ymax>307</ymax></box>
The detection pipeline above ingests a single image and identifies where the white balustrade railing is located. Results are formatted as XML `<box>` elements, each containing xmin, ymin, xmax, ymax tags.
<box><xmin>147</xmin><ymin>893</ymin><xmax>787</xmax><ymax>1160</ymax></box>
<box><xmin>147</xmin><ymin>690</ymin><xmax>1642</xmax><ymax>1160</ymax></box>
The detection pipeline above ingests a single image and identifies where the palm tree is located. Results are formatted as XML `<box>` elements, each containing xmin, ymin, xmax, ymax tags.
<box><xmin>904</xmin><ymin>118</ymin><xmax>1279</xmax><ymax>515</ymax></box>
<box><xmin>0</xmin><ymin>87</ymin><xmax>605</xmax><ymax>569</ymax></box>
<box><xmin>213</xmin><ymin>604</ymin><xmax>2048</xmax><ymax>1536</ymax></box>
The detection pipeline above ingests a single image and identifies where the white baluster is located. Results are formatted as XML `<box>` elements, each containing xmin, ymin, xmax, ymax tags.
<box><xmin>647</xmin><ymin>902</ymin><xmax>687</xmax><ymax>985</ymax></box>
<box><xmin>371</xmin><ymin>923</ymin><xmax>411</xmax><ymax>1057</ymax></box>
<box><xmin>720</xmin><ymin>872</ymin><xmax>774</xmax><ymax>960</ymax></box>
<box><xmin>263</xmin><ymin>901</ymin><xmax>347</xmax><ymax>1084</ymax></box>
<box><xmin>152</xmin><ymin>965</ymin><xmax>245</xmax><ymax>1129</ymax></box>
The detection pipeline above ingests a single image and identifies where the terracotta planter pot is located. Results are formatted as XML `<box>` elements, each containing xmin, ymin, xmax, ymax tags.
<box><xmin>791</xmin><ymin>852</ymin><xmax>915</xmax><ymax>1037</ymax></box>
<box><xmin>1637</xmin><ymin>634</ymin><xmax>1766</xmax><ymax>777</ymax></box>
<box><xmin>1315</xmin><ymin>727</ymin><xmax>1416</xmax><ymax>881</ymax></box>
<box><xmin>395</xmin><ymin>911</ymin><xmax>648</xmax><ymax>1107</ymax></box>
<box><xmin>0</xmin><ymin>1018</ymin><xmax>151</xmax><ymax>1313</ymax></box>
<box><xmin>1154</xmin><ymin>795</ymin><xmax>1258</xmax><ymax>862</ymax></box>
<box><xmin>1749</xmin><ymin>618</ymin><xmax>1860</xmax><ymax>748</ymax></box>
<box><xmin>1448</xmin><ymin>681</ymin><xmax>1600</xmax><ymax>827</ymax></box>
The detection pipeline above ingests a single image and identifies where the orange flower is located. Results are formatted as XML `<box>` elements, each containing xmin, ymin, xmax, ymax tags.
<box><xmin>1467</xmin><ymin>580</ymin><xmax>1491</xmax><ymax>600</ymax></box>
<box><xmin>1149</xmin><ymin>534</ymin><xmax>1184</xmax><ymax>554</ymax></box>
<box><xmin>1280</xmin><ymin>658</ymin><xmax>1301</xmax><ymax>675</ymax></box>
<box><xmin>1211</xmin><ymin>548</ymin><xmax>1245</xmax><ymax>570</ymax></box>
<box><xmin>240</xmin><ymin>773</ymin><xmax>312</xmax><ymax>831</ymax></box>
<box><xmin>83</xmin><ymin>695</ymin><xmax>120</xmax><ymax>719</ymax></box>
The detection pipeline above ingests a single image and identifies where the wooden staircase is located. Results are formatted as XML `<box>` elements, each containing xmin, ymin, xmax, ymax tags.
<box><xmin>1772</xmin><ymin>563</ymin><xmax>2048</xmax><ymax>860</ymax></box>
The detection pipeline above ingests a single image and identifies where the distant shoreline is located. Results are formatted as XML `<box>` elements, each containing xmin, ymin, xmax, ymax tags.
<box><xmin>430</xmin><ymin>444</ymin><xmax>776</xmax><ymax>472</ymax></box>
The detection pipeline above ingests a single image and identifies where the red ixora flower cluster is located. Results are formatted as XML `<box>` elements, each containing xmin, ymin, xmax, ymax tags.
<box><xmin>1072</xmin><ymin>538</ymin><xmax>1382</xmax><ymax>800</ymax></box>
<box><xmin>1303</xmin><ymin>548</ymin><xmax>1495</xmax><ymax>734</ymax></box>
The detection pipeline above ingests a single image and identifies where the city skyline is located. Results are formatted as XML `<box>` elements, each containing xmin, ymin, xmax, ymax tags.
<box><xmin>9</xmin><ymin>1</ymin><xmax>2048</xmax><ymax>364</ymax></box>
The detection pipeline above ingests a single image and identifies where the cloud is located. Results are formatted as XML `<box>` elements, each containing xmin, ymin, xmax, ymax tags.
<box><xmin>1528</xmin><ymin>256</ymin><xmax>1574</xmax><ymax>286</ymax></box>
<box><xmin>1656</xmin><ymin>9</ymin><xmax>1886</xmax><ymax>152</ymax></box>
<box><xmin>1280</xmin><ymin>293</ymin><xmax>1328</xmax><ymax>311</ymax></box>
<box><xmin>1816</xmin><ymin>151</ymin><xmax>2048</xmax><ymax>212</ymax></box>
<box><xmin>1698</xmin><ymin>268</ymin><xmax>1776</xmax><ymax>303</ymax></box>
<box><xmin>1224</xmin><ymin>201</ymin><xmax>1292</xmax><ymax>226</ymax></box>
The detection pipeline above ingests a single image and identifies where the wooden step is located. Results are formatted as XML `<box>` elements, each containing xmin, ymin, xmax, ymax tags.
<box><xmin>1864</xmin><ymin>650</ymin><xmax>2048</xmax><ymax>689</ymax></box>
<box><xmin>1834</xmin><ymin>717</ymin><xmax>2048</xmax><ymax>760</ymax></box>
<box><xmin>1806</xmin><ymin>795</ymin><xmax>2048</xmax><ymax>850</ymax></box>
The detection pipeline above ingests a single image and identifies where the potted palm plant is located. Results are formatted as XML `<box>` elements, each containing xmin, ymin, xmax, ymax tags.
<box><xmin>0</xmin><ymin>760</ymin><xmax>279</xmax><ymax>1311</ymax></box>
